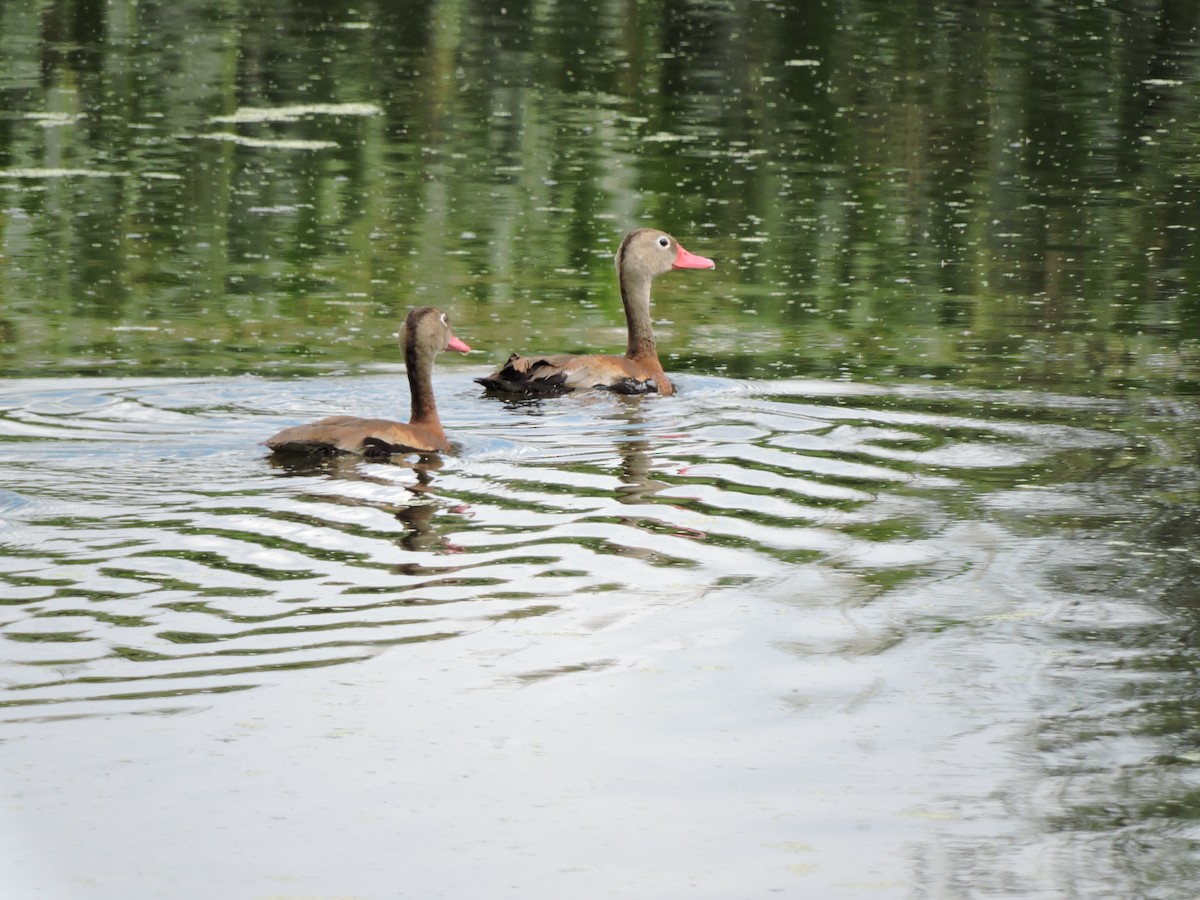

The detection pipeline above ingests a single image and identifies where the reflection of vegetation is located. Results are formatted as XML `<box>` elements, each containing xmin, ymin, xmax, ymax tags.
<box><xmin>0</xmin><ymin>0</ymin><xmax>1197</xmax><ymax>396</ymax></box>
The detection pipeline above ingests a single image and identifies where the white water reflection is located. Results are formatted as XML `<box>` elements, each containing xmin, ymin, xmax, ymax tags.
<box><xmin>0</xmin><ymin>373</ymin><xmax>1196</xmax><ymax>896</ymax></box>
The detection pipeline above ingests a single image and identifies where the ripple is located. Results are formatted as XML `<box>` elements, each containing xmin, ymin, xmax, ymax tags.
<box><xmin>0</xmin><ymin>374</ymin><xmax>1142</xmax><ymax>720</ymax></box>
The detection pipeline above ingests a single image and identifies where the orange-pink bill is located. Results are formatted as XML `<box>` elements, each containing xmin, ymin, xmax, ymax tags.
<box><xmin>447</xmin><ymin>334</ymin><xmax>471</xmax><ymax>353</ymax></box>
<box><xmin>673</xmin><ymin>243</ymin><xmax>715</xmax><ymax>270</ymax></box>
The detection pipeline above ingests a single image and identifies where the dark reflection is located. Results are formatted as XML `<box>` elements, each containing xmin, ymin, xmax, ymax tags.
<box><xmin>1001</xmin><ymin>434</ymin><xmax>1200</xmax><ymax>872</ymax></box>
<box><xmin>266</xmin><ymin>449</ymin><xmax>443</xmax><ymax>479</ymax></box>
<box><xmin>476</xmin><ymin>392</ymin><xmax>555</xmax><ymax>412</ymax></box>
<box><xmin>1128</xmin><ymin>0</ymin><xmax>1200</xmax><ymax>132</ymax></box>
<box><xmin>391</xmin><ymin>463</ymin><xmax>470</xmax><ymax>557</ymax></box>
<box><xmin>614</xmin><ymin>437</ymin><xmax>669</xmax><ymax>505</ymax></box>
<box><xmin>610</xmin><ymin>404</ymin><xmax>669</xmax><ymax>504</ymax></box>
<box><xmin>390</xmin><ymin>498</ymin><xmax>457</xmax><ymax>557</ymax></box>
<box><xmin>608</xmin><ymin>407</ymin><xmax>711</xmax><ymax>544</ymax></box>
<box><xmin>266</xmin><ymin>450</ymin><xmax>463</xmax><ymax>555</ymax></box>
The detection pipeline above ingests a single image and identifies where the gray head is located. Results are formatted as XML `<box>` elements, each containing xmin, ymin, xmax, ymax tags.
<box><xmin>400</xmin><ymin>307</ymin><xmax>471</xmax><ymax>360</ymax></box>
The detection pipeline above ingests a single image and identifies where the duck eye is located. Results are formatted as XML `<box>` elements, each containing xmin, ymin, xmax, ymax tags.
<box><xmin>440</xmin><ymin>313</ymin><xmax>448</xmax><ymax>326</ymax></box>
<box><xmin>657</xmin><ymin>235</ymin><xmax>670</xmax><ymax>248</ymax></box>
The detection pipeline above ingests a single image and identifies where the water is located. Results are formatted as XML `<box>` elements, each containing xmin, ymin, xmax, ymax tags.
<box><xmin>3</xmin><ymin>1</ymin><xmax>1200</xmax><ymax>898</ymax></box>
<box><xmin>4</xmin><ymin>373</ymin><xmax>1198</xmax><ymax>897</ymax></box>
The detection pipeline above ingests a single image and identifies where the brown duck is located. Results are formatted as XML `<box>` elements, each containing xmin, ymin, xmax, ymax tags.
<box><xmin>476</xmin><ymin>228</ymin><xmax>714</xmax><ymax>397</ymax></box>
<box><xmin>266</xmin><ymin>307</ymin><xmax>470</xmax><ymax>456</ymax></box>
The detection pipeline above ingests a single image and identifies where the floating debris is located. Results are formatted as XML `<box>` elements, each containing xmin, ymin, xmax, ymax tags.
<box><xmin>248</xmin><ymin>204</ymin><xmax>314</xmax><ymax>214</ymax></box>
<box><xmin>0</xmin><ymin>167</ymin><xmax>126</xmax><ymax>178</ymax></box>
<box><xmin>642</xmin><ymin>131</ymin><xmax>697</xmax><ymax>143</ymax></box>
<box><xmin>24</xmin><ymin>112</ymin><xmax>85</xmax><ymax>127</ymax></box>
<box><xmin>208</xmin><ymin>103</ymin><xmax>381</xmax><ymax>124</ymax></box>
<box><xmin>196</xmin><ymin>132</ymin><xmax>339</xmax><ymax>150</ymax></box>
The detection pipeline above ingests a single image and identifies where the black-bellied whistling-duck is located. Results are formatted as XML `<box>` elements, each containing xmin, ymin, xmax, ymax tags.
<box><xmin>476</xmin><ymin>228</ymin><xmax>714</xmax><ymax>397</ymax></box>
<box><xmin>266</xmin><ymin>307</ymin><xmax>470</xmax><ymax>456</ymax></box>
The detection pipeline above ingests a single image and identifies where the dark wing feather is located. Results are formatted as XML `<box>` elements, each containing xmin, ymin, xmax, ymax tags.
<box><xmin>597</xmin><ymin>377</ymin><xmax>659</xmax><ymax>395</ymax></box>
<box><xmin>475</xmin><ymin>354</ymin><xmax>573</xmax><ymax>396</ymax></box>
<box><xmin>476</xmin><ymin>353</ymin><xmax>665</xmax><ymax>396</ymax></box>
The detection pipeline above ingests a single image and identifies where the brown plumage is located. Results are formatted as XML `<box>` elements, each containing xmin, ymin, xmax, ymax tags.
<box><xmin>266</xmin><ymin>307</ymin><xmax>470</xmax><ymax>457</ymax></box>
<box><xmin>476</xmin><ymin>228</ymin><xmax>714</xmax><ymax>397</ymax></box>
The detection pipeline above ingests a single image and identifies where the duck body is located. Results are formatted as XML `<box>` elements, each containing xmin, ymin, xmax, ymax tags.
<box><xmin>266</xmin><ymin>415</ymin><xmax>453</xmax><ymax>456</ymax></box>
<box><xmin>476</xmin><ymin>228</ymin><xmax>714</xmax><ymax>398</ymax></box>
<box><xmin>479</xmin><ymin>352</ymin><xmax>668</xmax><ymax>396</ymax></box>
<box><xmin>266</xmin><ymin>307</ymin><xmax>469</xmax><ymax>457</ymax></box>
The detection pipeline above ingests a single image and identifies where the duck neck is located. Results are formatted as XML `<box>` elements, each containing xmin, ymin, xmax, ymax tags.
<box><xmin>406</xmin><ymin>343</ymin><xmax>439</xmax><ymax>425</ymax></box>
<box><xmin>620</xmin><ymin>269</ymin><xmax>657</xmax><ymax>360</ymax></box>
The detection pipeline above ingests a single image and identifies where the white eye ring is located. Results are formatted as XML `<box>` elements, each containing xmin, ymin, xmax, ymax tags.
<box><xmin>657</xmin><ymin>235</ymin><xmax>670</xmax><ymax>248</ymax></box>
<box><xmin>440</xmin><ymin>313</ymin><xmax>448</xmax><ymax>326</ymax></box>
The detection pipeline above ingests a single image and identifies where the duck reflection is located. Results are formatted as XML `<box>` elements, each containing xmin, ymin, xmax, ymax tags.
<box><xmin>267</xmin><ymin>451</ymin><xmax>463</xmax><ymax>555</ymax></box>
<box><xmin>391</xmin><ymin>461</ymin><xmax>467</xmax><ymax>557</ymax></box>
<box><xmin>614</xmin><ymin>438</ymin><xmax>669</xmax><ymax>504</ymax></box>
<box><xmin>612</xmin><ymin>407</ymin><xmax>708</xmax><ymax>542</ymax></box>
<box><xmin>267</xmin><ymin>449</ymin><xmax>442</xmax><ymax>478</ymax></box>
<box><xmin>489</xmin><ymin>396</ymin><xmax>675</xmax><ymax>505</ymax></box>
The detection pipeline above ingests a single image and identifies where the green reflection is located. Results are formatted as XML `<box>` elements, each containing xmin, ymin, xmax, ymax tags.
<box><xmin>0</xmin><ymin>0</ymin><xmax>1195</xmax><ymax>396</ymax></box>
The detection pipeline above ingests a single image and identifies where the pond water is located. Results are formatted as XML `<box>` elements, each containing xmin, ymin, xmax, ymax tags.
<box><xmin>3</xmin><ymin>1</ymin><xmax>1200</xmax><ymax>898</ymax></box>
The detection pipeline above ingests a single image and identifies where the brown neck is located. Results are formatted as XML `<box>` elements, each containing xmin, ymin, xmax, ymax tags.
<box><xmin>406</xmin><ymin>342</ymin><xmax>439</xmax><ymax>425</ymax></box>
<box><xmin>619</xmin><ymin>267</ymin><xmax>657</xmax><ymax>360</ymax></box>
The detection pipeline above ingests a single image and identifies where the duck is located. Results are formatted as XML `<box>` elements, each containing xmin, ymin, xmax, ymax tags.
<box><xmin>476</xmin><ymin>228</ymin><xmax>714</xmax><ymax>397</ymax></box>
<box><xmin>266</xmin><ymin>306</ymin><xmax>470</xmax><ymax>456</ymax></box>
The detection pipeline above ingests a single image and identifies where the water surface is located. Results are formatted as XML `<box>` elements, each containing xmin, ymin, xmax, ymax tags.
<box><xmin>3</xmin><ymin>1</ymin><xmax>1200</xmax><ymax>898</ymax></box>
<box><xmin>3</xmin><ymin>372</ymin><xmax>1198</xmax><ymax>897</ymax></box>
